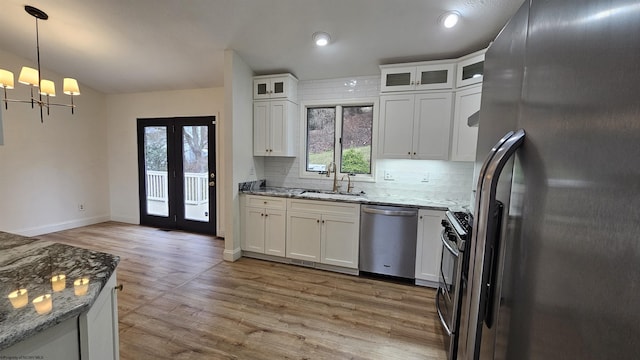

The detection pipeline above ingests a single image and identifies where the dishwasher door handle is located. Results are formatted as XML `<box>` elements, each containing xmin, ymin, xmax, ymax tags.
<box><xmin>362</xmin><ymin>207</ymin><xmax>416</xmax><ymax>217</ymax></box>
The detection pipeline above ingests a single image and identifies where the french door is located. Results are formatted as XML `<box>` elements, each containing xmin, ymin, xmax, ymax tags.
<box><xmin>137</xmin><ymin>116</ymin><xmax>216</xmax><ymax>235</ymax></box>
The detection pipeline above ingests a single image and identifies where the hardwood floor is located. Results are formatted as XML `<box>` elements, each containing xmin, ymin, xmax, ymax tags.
<box><xmin>39</xmin><ymin>222</ymin><xmax>447</xmax><ymax>359</ymax></box>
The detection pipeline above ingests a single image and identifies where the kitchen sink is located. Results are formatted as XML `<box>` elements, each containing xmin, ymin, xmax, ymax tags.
<box><xmin>300</xmin><ymin>190</ymin><xmax>363</xmax><ymax>200</ymax></box>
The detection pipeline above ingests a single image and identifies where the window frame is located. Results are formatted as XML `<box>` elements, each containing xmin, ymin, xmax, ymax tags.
<box><xmin>299</xmin><ymin>98</ymin><xmax>378</xmax><ymax>183</ymax></box>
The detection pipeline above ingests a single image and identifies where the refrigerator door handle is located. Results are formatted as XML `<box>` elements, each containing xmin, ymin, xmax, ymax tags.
<box><xmin>475</xmin><ymin>131</ymin><xmax>516</xmax><ymax>199</ymax></box>
<box><xmin>466</xmin><ymin>129</ymin><xmax>525</xmax><ymax>358</ymax></box>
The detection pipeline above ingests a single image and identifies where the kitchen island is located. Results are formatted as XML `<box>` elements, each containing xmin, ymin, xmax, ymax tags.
<box><xmin>0</xmin><ymin>231</ymin><xmax>120</xmax><ymax>359</ymax></box>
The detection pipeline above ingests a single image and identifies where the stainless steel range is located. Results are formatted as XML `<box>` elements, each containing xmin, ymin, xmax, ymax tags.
<box><xmin>436</xmin><ymin>210</ymin><xmax>472</xmax><ymax>360</ymax></box>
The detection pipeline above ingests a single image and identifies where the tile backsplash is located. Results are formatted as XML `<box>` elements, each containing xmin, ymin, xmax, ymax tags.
<box><xmin>262</xmin><ymin>75</ymin><xmax>475</xmax><ymax>204</ymax></box>
<box><xmin>264</xmin><ymin>157</ymin><xmax>474</xmax><ymax>202</ymax></box>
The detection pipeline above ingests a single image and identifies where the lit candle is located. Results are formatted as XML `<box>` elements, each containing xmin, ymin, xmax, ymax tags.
<box><xmin>51</xmin><ymin>274</ymin><xmax>66</xmax><ymax>292</ymax></box>
<box><xmin>32</xmin><ymin>294</ymin><xmax>53</xmax><ymax>314</ymax></box>
<box><xmin>7</xmin><ymin>289</ymin><xmax>28</xmax><ymax>309</ymax></box>
<box><xmin>74</xmin><ymin>277</ymin><xmax>90</xmax><ymax>296</ymax></box>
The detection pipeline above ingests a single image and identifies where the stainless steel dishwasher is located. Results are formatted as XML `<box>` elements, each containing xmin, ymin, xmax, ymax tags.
<box><xmin>359</xmin><ymin>204</ymin><xmax>418</xmax><ymax>279</ymax></box>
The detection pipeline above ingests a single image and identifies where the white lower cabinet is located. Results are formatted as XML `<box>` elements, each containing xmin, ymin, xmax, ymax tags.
<box><xmin>79</xmin><ymin>271</ymin><xmax>120</xmax><ymax>360</ymax></box>
<box><xmin>241</xmin><ymin>195</ymin><xmax>286</xmax><ymax>257</ymax></box>
<box><xmin>1</xmin><ymin>271</ymin><xmax>120</xmax><ymax>360</ymax></box>
<box><xmin>286</xmin><ymin>211</ymin><xmax>322</xmax><ymax>262</ymax></box>
<box><xmin>415</xmin><ymin>209</ymin><xmax>445</xmax><ymax>285</ymax></box>
<box><xmin>286</xmin><ymin>199</ymin><xmax>360</xmax><ymax>269</ymax></box>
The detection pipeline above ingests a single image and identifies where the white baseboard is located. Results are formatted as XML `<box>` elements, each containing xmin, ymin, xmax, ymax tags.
<box><xmin>223</xmin><ymin>247</ymin><xmax>242</xmax><ymax>262</ymax></box>
<box><xmin>13</xmin><ymin>215</ymin><xmax>111</xmax><ymax>237</ymax></box>
<box><xmin>109</xmin><ymin>215</ymin><xmax>139</xmax><ymax>225</ymax></box>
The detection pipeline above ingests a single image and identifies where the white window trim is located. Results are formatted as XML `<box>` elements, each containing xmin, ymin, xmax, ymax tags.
<box><xmin>299</xmin><ymin>97</ymin><xmax>379</xmax><ymax>183</ymax></box>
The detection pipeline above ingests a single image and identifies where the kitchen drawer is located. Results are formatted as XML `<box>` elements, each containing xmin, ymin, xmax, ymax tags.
<box><xmin>245</xmin><ymin>195</ymin><xmax>286</xmax><ymax>210</ymax></box>
<box><xmin>287</xmin><ymin>199</ymin><xmax>359</xmax><ymax>216</ymax></box>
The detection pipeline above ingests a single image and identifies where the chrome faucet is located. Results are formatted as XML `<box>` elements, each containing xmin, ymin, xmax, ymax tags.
<box><xmin>326</xmin><ymin>162</ymin><xmax>340</xmax><ymax>192</ymax></box>
<box><xmin>341</xmin><ymin>174</ymin><xmax>354</xmax><ymax>193</ymax></box>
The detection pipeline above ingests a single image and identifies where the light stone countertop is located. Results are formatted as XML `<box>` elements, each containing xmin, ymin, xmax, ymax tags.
<box><xmin>241</xmin><ymin>187</ymin><xmax>469</xmax><ymax>211</ymax></box>
<box><xmin>0</xmin><ymin>232</ymin><xmax>120</xmax><ymax>350</ymax></box>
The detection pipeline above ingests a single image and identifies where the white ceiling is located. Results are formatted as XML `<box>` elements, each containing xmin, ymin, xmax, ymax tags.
<box><xmin>0</xmin><ymin>0</ymin><xmax>524</xmax><ymax>94</ymax></box>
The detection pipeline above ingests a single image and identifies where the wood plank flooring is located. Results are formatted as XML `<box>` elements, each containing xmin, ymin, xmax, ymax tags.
<box><xmin>38</xmin><ymin>222</ymin><xmax>447</xmax><ymax>360</ymax></box>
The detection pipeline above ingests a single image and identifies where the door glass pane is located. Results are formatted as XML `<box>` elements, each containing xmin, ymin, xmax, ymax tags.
<box><xmin>306</xmin><ymin>107</ymin><xmax>335</xmax><ymax>171</ymax></box>
<box><xmin>257</xmin><ymin>83</ymin><xmax>267</xmax><ymax>95</ymax></box>
<box><xmin>462</xmin><ymin>61</ymin><xmax>484</xmax><ymax>80</ymax></box>
<box><xmin>144</xmin><ymin>127</ymin><xmax>168</xmax><ymax>217</ymax></box>
<box><xmin>341</xmin><ymin>106</ymin><xmax>373</xmax><ymax>174</ymax></box>
<box><xmin>420</xmin><ymin>70</ymin><xmax>448</xmax><ymax>85</ymax></box>
<box><xmin>182</xmin><ymin>126</ymin><xmax>209</xmax><ymax>222</ymax></box>
<box><xmin>386</xmin><ymin>73</ymin><xmax>411</xmax><ymax>86</ymax></box>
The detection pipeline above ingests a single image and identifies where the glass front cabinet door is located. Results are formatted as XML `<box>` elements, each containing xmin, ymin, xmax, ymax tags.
<box><xmin>456</xmin><ymin>51</ymin><xmax>485</xmax><ymax>88</ymax></box>
<box><xmin>253</xmin><ymin>74</ymin><xmax>297</xmax><ymax>100</ymax></box>
<box><xmin>380</xmin><ymin>63</ymin><xmax>454</xmax><ymax>92</ymax></box>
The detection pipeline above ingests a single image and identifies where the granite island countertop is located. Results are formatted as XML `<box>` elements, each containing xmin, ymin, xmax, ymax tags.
<box><xmin>241</xmin><ymin>186</ymin><xmax>469</xmax><ymax>211</ymax></box>
<box><xmin>0</xmin><ymin>231</ymin><xmax>120</xmax><ymax>351</ymax></box>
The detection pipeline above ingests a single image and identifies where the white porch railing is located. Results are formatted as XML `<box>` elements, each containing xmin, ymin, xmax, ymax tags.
<box><xmin>183</xmin><ymin>172</ymin><xmax>209</xmax><ymax>205</ymax></box>
<box><xmin>146</xmin><ymin>171</ymin><xmax>208</xmax><ymax>204</ymax></box>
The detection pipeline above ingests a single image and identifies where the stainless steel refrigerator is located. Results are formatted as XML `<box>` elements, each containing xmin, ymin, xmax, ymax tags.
<box><xmin>457</xmin><ymin>0</ymin><xmax>640</xmax><ymax>359</ymax></box>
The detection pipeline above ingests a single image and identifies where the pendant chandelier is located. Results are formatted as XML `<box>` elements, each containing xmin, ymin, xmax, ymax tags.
<box><xmin>0</xmin><ymin>5</ymin><xmax>80</xmax><ymax>123</ymax></box>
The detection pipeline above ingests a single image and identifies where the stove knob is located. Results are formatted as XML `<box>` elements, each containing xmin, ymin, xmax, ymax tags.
<box><xmin>448</xmin><ymin>233</ymin><xmax>457</xmax><ymax>243</ymax></box>
<box><xmin>441</xmin><ymin>219</ymin><xmax>448</xmax><ymax>227</ymax></box>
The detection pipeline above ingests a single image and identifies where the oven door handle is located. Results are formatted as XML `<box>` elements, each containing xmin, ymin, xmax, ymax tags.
<box><xmin>436</xmin><ymin>287</ymin><xmax>453</xmax><ymax>336</ymax></box>
<box><xmin>440</xmin><ymin>229</ymin><xmax>459</xmax><ymax>258</ymax></box>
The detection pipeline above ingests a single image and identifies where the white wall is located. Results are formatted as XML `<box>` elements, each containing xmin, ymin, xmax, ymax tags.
<box><xmin>222</xmin><ymin>49</ymin><xmax>264</xmax><ymax>261</ymax></box>
<box><xmin>105</xmin><ymin>87</ymin><xmax>224</xmax><ymax>233</ymax></box>
<box><xmin>0</xmin><ymin>49</ymin><xmax>110</xmax><ymax>236</ymax></box>
<box><xmin>263</xmin><ymin>76</ymin><xmax>475</xmax><ymax>202</ymax></box>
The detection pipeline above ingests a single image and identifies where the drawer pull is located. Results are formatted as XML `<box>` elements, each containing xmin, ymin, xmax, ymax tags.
<box><xmin>114</xmin><ymin>284</ymin><xmax>123</xmax><ymax>292</ymax></box>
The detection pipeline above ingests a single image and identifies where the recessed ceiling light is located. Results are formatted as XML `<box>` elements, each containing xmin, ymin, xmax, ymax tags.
<box><xmin>313</xmin><ymin>32</ymin><xmax>331</xmax><ymax>47</ymax></box>
<box><xmin>441</xmin><ymin>11</ymin><xmax>460</xmax><ymax>28</ymax></box>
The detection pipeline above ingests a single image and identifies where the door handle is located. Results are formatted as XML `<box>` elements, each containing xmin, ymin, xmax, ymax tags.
<box><xmin>209</xmin><ymin>181</ymin><xmax>215</xmax><ymax>187</ymax></box>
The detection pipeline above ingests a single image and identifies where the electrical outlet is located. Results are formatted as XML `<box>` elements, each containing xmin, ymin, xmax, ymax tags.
<box><xmin>384</xmin><ymin>170</ymin><xmax>394</xmax><ymax>180</ymax></box>
<box><xmin>78</xmin><ymin>203</ymin><xmax>85</xmax><ymax>211</ymax></box>
<box><xmin>249</xmin><ymin>167</ymin><xmax>255</xmax><ymax>175</ymax></box>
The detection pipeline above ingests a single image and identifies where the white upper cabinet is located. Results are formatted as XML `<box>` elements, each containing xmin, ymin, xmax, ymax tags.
<box><xmin>378</xmin><ymin>92</ymin><xmax>453</xmax><ymax>160</ymax></box>
<box><xmin>253</xmin><ymin>74</ymin><xmax>298</xmax><ymax>101</ymax></box>
<box><xmin>456</xmin><ymin>50</ymin><xmax>485</xmax><ymax>88</ymax></box>
<box><xmin>451</xmin><ymin>84</ymin><xmax>482</xmax><ymax>161</ymax></box>
<box><xmin>380</xmin><ymin>62</ymin><xmax>455</xmax><ymax>92</ymax></box>
<box><xmin>253</xmin><ymin>100</ymin><xmax>297</xmax><ymax>157</ymax></box>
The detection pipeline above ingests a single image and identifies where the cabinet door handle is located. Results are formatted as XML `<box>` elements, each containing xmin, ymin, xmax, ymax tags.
<box><xmin>407</xmin><ymin>151</ymin><xmax>411</xmax><ymax>155</ymax></box>
<box><xmin>261</xmin><ymin>213</ymin><xmax>264</xmax><ymax>217</ymax></box>
<box><xmin>321</xmin><ymin>220</ymin><xmax>325</xmax><ymax>224</ymax></box>
<box><xmin>265</xmin><ymin>214</ymin><xmax>269</xmax><ymax>217</ymax></box>
<box><xmin>114</xmin><ymin>284</ymin><xmax>123</xmax><ymax>292</ymax></box>
<box><xmin>317</xmin><ymin>219</ymin><xmax>320</xmax><ymax>223</ymax></box>
<box><xmin>413</xmin><ymin>152</ymin><xmax>417</xmax><ymax>155</ymax></box>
